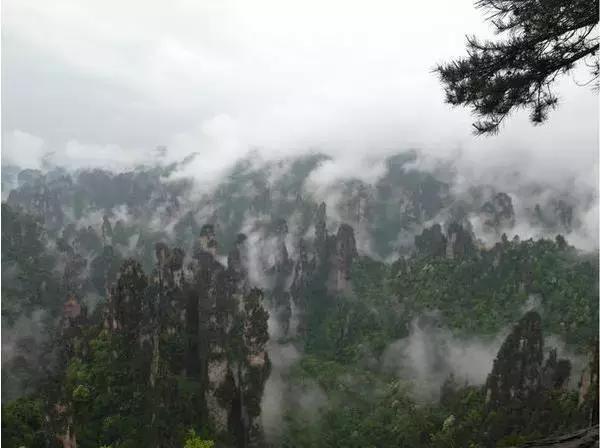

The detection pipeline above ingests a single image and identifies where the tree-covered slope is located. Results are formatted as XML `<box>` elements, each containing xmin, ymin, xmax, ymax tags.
<box><xmin>1</xmin><ymin>155</ymin><xmax>598</xmax><ymax>447</ymax></box>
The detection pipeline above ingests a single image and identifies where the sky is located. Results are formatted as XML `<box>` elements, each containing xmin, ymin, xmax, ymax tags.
<box><xmin>1</xmin><ymin>0</ymin><xmax>598</xmax><ymax>191</ymax></box>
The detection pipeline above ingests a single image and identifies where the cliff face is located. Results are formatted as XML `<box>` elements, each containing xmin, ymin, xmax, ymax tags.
<box><xmin>415</xmin><ymin>222</ymin><xmax>476</xmax><ymax>261</ymax></box>
<box><xmin>578</xmin><ymin>340</ymin><xmax>599</xmax><ymax>426</ymax></box>
<box><xmin>7</xmin><ymin>180</ymin><xmax>66</xmax><ymax>232</ymax></box>
<box><xmin>95</xmin><ymin>227</ymin><xmax>271</xmax><ymax>448</ymax></box>
<box><xmin>312</xmin><ymin>202</ymin><xmax>358</xmax><ymax>295</ymax></box>
<box><xmin>415</xmin><ymin>224</ymin><xmax>447</xmax><ymax>258</ymax></box>
<box><xmin>266</xmin><ymin>219</ymin><xmax>294</xmax><ymax>337</ymax></box>
<box><xmin>198</xmin><ymin>224</ymin><xmax>219</xmax><ymax>257</ymax></box>
<box><xmin>532</xmin><ymin>199</ymin><xmax>576</xmax><ymax>233</ymax></box>
<box><xmin>288</xmin><ymin>203</ymin><xmax>359</xmax><ymax>337</ymax></box>
<box><xmin>475</xmin><ymin>311</ymin><xmax>585</xmax><ymax>445</ymax></box>
<box><xmin>205</xmin><ymin>234</ymin><xmax>271</xmax><ymax>447</ymax></box>
<box><xmin>54</xmin><ymin>292</ymin><xmax>90</xmax><ymax>448</ymax></box>
<box><xmin>445</xmin><ymin>222</ymin><xmax>475</xmax><ymax>260</ymax></box>
<box><xmin>314</xmin><ymin>202</ymin><xmax>329</xmax><ymax>270</ymax></box>
<box><xmin>289</xmin><ymin>237</ymin><xmax>313</xmax><ymax>337</ymax></box>
<box><xmin>485</xmin><ymin>311</ymin><xmax>574</xmax><ymax>422</ymax></box>
<box><xmin>486</xmin><ymin>311</ymin><xmax>546</xmax><ymax>407</ymax></box>
<box><xmin>332</xmin><ymin>223</ymin><xmax>358</xmax><ymax>293</ymax></box>
<box><xmin>481</xmin><ymin>192</ymin><xmax>516</xmax><ymax>233</ymax></box>
<box><xmin>336</xmin><ymin>181</ymin><xmax>373</xmax><ymax>243</ymax></box>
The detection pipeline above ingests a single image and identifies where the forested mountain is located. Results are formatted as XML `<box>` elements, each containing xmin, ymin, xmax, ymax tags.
<box><xmin>1</xmin><ymin>152</ymin><xmax>598</xmax><ymax>447</ymax></box>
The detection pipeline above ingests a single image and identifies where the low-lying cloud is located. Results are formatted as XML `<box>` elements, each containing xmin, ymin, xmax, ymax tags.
<box><xmin>2</xmin><ymin>0</ymin><xmax>597</xmax><ymax>205</ymax></box>
<box><xmin>381</xmin><ymin>312</ymin><xmax>586</xmax><ymax>402</ymax></box>
<box><xmin>382</xmin><ymin>314</ymin><xmax>507</xmax><ymax>401</ymax></box>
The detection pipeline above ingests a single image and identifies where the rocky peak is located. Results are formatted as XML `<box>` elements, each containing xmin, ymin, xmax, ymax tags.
<box><xmin>486</xmin><ymin>311</ymin><xmax>545</xmax><ymax>408</ymax></box>
<box><xmin>290</xmin><ymin>239</ymin><xmax>311</xmax><ymax>303</ymax></box>
<box><xmin>101</xmin><ymin>214</ymin><xmax>113</xmax><ymax>245</ymax></box>
<box><xmin>155</xmin><ymin>241</ymin><xmax>170</xmax><ymax>267</ymax></box>
<box><xmin>553</xmin><ymin>199</ymin><xmax>574</xmax><ymax>231</ymax></box>
<box><xmin>198</xmin><ymin>223</ymin><xmax>218</xmax><ymax>256</ymax></box>
<box><xmin>532</xmin><ymin>199</ymin><xmax>575</xmax><ymax>233</ymax></box>
<box><xmin>227</xmin><ymin>233</ymin><xmax>249</xmax><ymax>291</ymax></box>
<box><xmin>267</xmin><ymin>219</ymin><xmax>294</xmax><ymax>337</ymax></box>
<box><xmin>485</xmin><ymin>311</ymin><xmax>574</xmax><ymax>416</ymax></box>
<box><xmin>107</xmin><ymin>259</ymin><xmax>149</xmax><ymax>336</ymax></box>
<box><xmin>272</xmin><ymin>218</ymin><xmax>291</xmax><ymax>271</ymax></box>
<box><xmin>333</xmin><ymin>223</ymin><xmax>358</xmax><ymax>293</ymax></box>
<box><xmin>338</xmin><ymin>181</ymin><xmax>373</xmax><ymax>235</ymax></box>
<box><xmin>154</xmin><ymin>242</ymin><xmax>185</xmax><ymax>287</ymax></box>
<box><xmin>481</xmin><ymin>192</ymin><xmax>515</xmax><ymax>232</ymax></box>
<box><xmin>315</xmin><ymin>202</ymin><xmax>327</xmax><ymax>244</ymax></box>
<box><xmin>314</xmin><ymin>202</ymin><xmax>329</xmax><ymax>269</ymax></box>
<box><xmin>186</xmin><ymin>228</ymin><xmax>270</xmax><ymax>446</ymax></box>
<box><xmin>63</xmin><ymin>251</ymin><xmax>88</xmax><ymax>299</ymax></box>
<box><xmin>445</xmin><ymin>222</ymin><xmax>475</xmax><ymax>260</ymax></box>
<box><xmin>415</xmin><ymin>223</ymin><xmax>447</xmax><ymax>258</ymax></box>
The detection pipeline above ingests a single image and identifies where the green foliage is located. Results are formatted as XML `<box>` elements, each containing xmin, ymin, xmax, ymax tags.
<box><xmin>1</xmin><ymin>204</ymin><xmax>61</xmax><ymax>323</ymax></box>
<box><xmin>183</xmin><ymin>429</ymin><xmax>215</xmax><ymax>448</ymax></box>
<box><xmin>2</xmin><ymin>161</ymin><xmax>598</xmax><ymax>448</ymax></box>
<box><xmin>283</xmin><ymin>362</ymin><xmax>443</xmax><ymax>448</ymax></box>
<box><xmin>1</xmin><ymin>396</ymin><xmax>48</xmax><ymax>448</ymax></box>
<box><xmin>391</xmin><ymin>238</ymin><xmax>598</xmax><ymax>348</ymax></box>
<box><xmin>436</xmin><ymin>0</ymin><xmax>599</xmax><ymax>134</ymax></box>
<box><xmin>59</xmin><ymin>328</ymin><xmax>152</xmax><ymax>447</ymax></box>
<box><xmin>279</xmin><ymin>236</ymin><xmax>597</xmax><ymax>447</ymax></box>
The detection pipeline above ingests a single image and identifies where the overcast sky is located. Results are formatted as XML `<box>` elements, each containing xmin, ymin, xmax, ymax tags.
<box><xmin>2</xmin><ymin>0</ymin><xmax>598</xmax><ymax>188</ymax></box>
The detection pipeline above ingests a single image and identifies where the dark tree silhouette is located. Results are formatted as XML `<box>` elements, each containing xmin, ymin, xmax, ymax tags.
<box><xmin>436</xmin><ymin>0</ymin><xmax>599</xmax><ymax>134</ymax></box>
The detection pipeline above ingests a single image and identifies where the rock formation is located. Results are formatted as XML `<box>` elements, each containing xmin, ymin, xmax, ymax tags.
<box><xmin>481</xmin><ymin>192</ymin><xmax>516</xmax><ymax>233</ymax></box>
<box><xmin>578</xmin><ymin>340</ymin><xmax>599</xmax><ymax>426</ymax></box>
<box><xmin>486</xmin><ymin>311</ymin><xmax>546</xmax><ymax>407</ymax></box>
<box><xmin>266</xmin><ymin>219</ymin><xmax>294</xmax><ymax>336</ymax></box>
<box><xmin>445</xmin><ymin>222</ymin><xmax>475</xmax><ymax>260</ymax></box>
<box><xmin>332</xmin><ymin>223</ymin><xmax>358</xmax><ymax>293</ymax></box>
<box><xmin>415</xmin><ymin>224</ymin><xmax>447</xmax><ymax>258</ymax></box>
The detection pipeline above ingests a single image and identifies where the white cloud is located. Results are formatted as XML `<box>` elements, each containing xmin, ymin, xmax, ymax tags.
<box><xmin>2</xmin><ymin>0</ymin><xmax>597</xmax><ymax>249</ymax></box>
<box><xmin>2</xmin><ymin>130</ymin><xmax>46</xmax><ymax>169</ymax></box>
<box><xmin>5</xmin><ymin>0</ymin><xmax>592</xmax><ymax>153</ymax></box>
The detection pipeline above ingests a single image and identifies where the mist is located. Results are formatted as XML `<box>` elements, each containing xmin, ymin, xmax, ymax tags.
<box><xmin>3</xmin><ymin>0</ymin><xmax>597</xmax><ymax>201</ymax></box>
<box><xmin>381</xmin><ymin>311</ymin><xmax>587</xmax><ymax>402</ymax></box>
<box><xmin>381</xmin><ymin>313</ymin><xmax>506</xmax><ymax>401</ymax></box>
<box><xmin>3</xmin><ymin>0</ymin><xmax>597</xmax><ymax>259</ymax></box>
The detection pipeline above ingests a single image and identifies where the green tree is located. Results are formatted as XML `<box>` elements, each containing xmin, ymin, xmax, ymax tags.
<box><xmin>183</xmin><ymin>429</ymin><xmax>215</xmax><ymax>448</ymax></box>
<box><xmin>1</xmin><ymin>397</ymin><xmax>48</xmax><ymax>448</ymax></box>
<box><xmin>436</xmin><ymin>0</ymin><xmax>599</xmax><ymax>134</ymax></box>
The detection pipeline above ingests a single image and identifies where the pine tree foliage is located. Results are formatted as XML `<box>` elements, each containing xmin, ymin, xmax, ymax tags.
<box><xmin>436</xmin><ymin>0</ymin><xmax>599</xmax><ymax>134</ymax></box>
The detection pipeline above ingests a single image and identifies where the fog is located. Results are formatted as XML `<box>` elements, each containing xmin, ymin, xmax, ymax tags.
<box><xmin>2</xmin><ymin>0</ymin><xmax>597</xmax><ymax>188</ymax></box>
<box><xmin>381</xmin><ymin>313</ymin><xmax>507</xmax><ymax>401</ymax></box>
<box><xmin>3</xmin><ymin>0</ymin><xmax>597</xmax><ymax>260</ymax></box>
<box><xmin>260</xmin><ymin>342</ymin><xmax>328</xmax><ymax>442</ymax></box>
<box><xmin>381</xmin><ymin>312</ymin><xmax>587</xmax><ymax>402</ymax></box>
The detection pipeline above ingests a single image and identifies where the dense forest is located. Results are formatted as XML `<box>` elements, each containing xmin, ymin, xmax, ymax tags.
<box><xmin>1</xmin><ymin>152</ymin><xmax>598</xmax><ymax>447</ymax></box>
